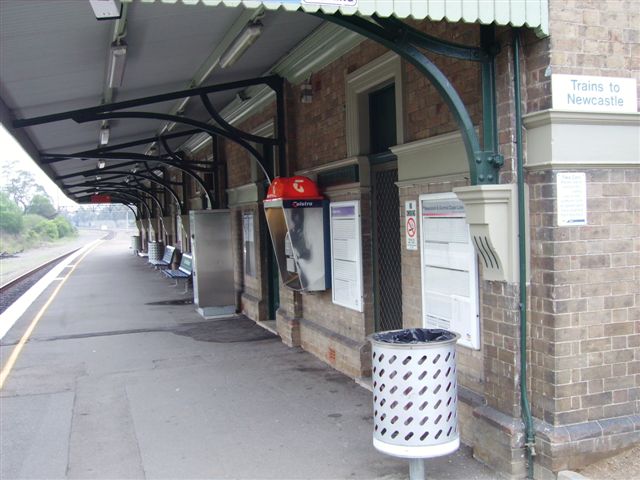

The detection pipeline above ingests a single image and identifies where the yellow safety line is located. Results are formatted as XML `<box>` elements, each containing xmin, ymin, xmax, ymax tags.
<box><xmin>0</xmin><ymin>240</ymin><xmax>104</xmax><ymax>389</ymax></box>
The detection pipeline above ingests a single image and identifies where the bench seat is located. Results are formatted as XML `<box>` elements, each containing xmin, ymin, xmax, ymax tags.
<box><xmin>162</xmin><ymin>253</ymin><xmax>193</xmax><ymax>292</ymax></box>
<box><xmin>150</xmin><ymin>245</ymin><xmax>177</xmax><ymax>269</ymax></box>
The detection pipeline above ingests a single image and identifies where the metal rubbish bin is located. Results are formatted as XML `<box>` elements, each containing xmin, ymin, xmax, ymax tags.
<box><xmin>370</xmin><ymin>328</ymin><xmax>460</xmax><ymax>467</ymax></box>
<box><xmin>131</xmin><ymin>235</ymin><xmax>141</xmax><ymax>254</ymax></box>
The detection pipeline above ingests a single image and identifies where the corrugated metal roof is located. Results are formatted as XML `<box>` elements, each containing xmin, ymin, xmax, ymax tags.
<box><xmin>129</xmin><ymin>0</ymin><xmax>549</xmax><ymax>35</ymax></box>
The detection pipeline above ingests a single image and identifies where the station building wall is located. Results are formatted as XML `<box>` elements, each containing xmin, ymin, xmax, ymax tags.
<box><xmin>181</xmin><ymin>5</ymin><xmax>639</xmax><ymax>478</ymax></box>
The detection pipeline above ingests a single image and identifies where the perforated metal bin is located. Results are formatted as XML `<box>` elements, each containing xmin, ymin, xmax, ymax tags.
<box><xmin>147</xmin><ymin>241</ymin><xmax>164</xmax><ymax>263</ymax></box>
<box><xmin>131</xmin><ymin>235</ymin><xmax>141</xmax><ymax>254</ymax></box>
<box><xmin>370</xmin><ymin>329</ymin><xmax>460</xmax><ymax>459</ymax></box>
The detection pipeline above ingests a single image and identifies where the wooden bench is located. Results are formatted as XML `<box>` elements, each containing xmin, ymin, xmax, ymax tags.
<box><xmin>149</xmin><ymin>245</ymin><xmax>177</xmax><ymax>270</ymax></box>
<box><xmin>163</xmin><ymin>253</ymin><xmax>193</xmax><ymax>293</ymax></box>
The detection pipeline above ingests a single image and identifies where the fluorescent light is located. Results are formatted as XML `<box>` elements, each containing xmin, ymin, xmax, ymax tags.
<box><xmin>99</xmin><ymin>125</ymin><xmax>110</xmax><ymax>145</ymax></box>
<box><xmin>97</xmin><ymin>159</ymin><xmax>106</xmax><ymax>169</ymax></box>
<box><xmin>89</xmin><ymin>0</ymin><xmax>122</xmax><ymax>20</ymax></box>
<box><xmin>219</xmin><ymin>22</ymin><xmax>262</xmax><ymax>69</ymax></box>
<box><xmin>107</xmin><ymin>42</ymin><xmax>127</xmax><ymax>88</ymax></box>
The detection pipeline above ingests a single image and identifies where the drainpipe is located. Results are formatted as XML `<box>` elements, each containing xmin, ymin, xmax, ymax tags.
<box><xmin>512</xmin><ymin>30</ymin><xmax>536</xmax><ymax>479</ymax></box>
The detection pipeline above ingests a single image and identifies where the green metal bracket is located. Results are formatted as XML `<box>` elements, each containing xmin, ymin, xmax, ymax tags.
<box><xmin>315</xmin><ymin>13</ymin><xmax>503</xmax><ymax>185</ymax></box>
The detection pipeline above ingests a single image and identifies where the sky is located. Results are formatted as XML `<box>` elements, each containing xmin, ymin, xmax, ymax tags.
<box><xmin>0</xmin><ymin>124</ymin><xmax>77</xmax><ymax>209</ymax></box>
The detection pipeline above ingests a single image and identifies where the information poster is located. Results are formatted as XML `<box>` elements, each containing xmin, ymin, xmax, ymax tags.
<box><xmin>330</xmin><ymin>201</ymin><xmax>363</xmax><ymax>312</ymax></box>
<box><xmin>557</xmin><ymin>172</ymin><xmax>587</xmax><ymax>226</ymax></box>
<box><xmin>405</xmin><ymin>200</ymin><xmax>418</xmax><ymax>250</ymax></box>
<box><xmin>420</xmin><ymin>193</ymin><xmax>479</xmax><ymax>349</ymax></box>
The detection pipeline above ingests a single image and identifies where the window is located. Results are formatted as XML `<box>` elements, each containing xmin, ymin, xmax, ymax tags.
<box><xmin>243</xmin><ymin>211</ymin><xmax>256</xmax><ymax>277</ymax></box>
<box><xmin>369</xmin><ymin>84</ymin><xmax>397</xmax><ymax>154</ymax></box>
<box><xmin>346</xmin><ymin>52</ymin><xmax>404</xmax><ymax>156</ymax></box>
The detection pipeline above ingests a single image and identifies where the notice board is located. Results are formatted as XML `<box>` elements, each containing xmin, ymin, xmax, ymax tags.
<box><xmin>330</xmin><ymin>201</ymin><xmax>363</xmax><ymax>311</ymax></box>
<box><xmin>420</xmin><ymin>193</ymin><xmax>479</xmax><ymax>349</ymax></box>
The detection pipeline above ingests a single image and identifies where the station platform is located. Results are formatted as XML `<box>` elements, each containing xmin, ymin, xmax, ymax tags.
<box><xmin>0</xmin><ymin>231</ymin><xmax>495</xmax><ymax>480</ymax></box>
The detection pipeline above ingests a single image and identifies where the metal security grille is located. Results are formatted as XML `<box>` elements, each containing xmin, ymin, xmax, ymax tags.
<box><xmin>373</xmin><ymin>167</ymin><xmax>403</xmax><ymax>332</ymax></box>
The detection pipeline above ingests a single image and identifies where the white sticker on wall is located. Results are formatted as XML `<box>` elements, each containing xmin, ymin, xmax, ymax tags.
<box><xmin>557</xmin><ymin>172</ymin><xmax>587</xmax><ymax>226</ymax></box>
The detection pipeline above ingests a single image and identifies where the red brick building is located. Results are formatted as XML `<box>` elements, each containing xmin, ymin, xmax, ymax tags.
<box><xmin>1</xmin><ymin>1</ymin><xmax>638</xmax><ymax>478</ymax></box>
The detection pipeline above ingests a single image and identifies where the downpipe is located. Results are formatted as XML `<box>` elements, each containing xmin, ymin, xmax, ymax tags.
<box><xmin>512</xmin><ymin>29</ymin><xmax>536</xmax><ymax>479</ymax></box>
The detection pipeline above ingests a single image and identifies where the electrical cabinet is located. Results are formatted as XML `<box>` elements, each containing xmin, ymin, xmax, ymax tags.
<box><xmin>189</xmin><ymin>209</ymin><xmax>236</xmax><ymax>318</ymax></box>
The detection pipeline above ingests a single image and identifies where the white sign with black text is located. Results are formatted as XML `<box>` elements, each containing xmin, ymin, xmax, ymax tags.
<box><xmin>557</xmin><ymin>172</ymin><xmax>587</xmax><ymax>226</ymax></box>
<box><xmin>552</xmin><ymin>74</ymin><xmax>637</xmax><ymax>113</ymax></box>
<box><xmin>405</xmin><ymin>200</ymin><xmax>418</xmax><ymax>251</ymax></box>
<box><xmin>330</xmin><ymin>201</ymin><xmax>363</xmax><ymax>312</ymax></box>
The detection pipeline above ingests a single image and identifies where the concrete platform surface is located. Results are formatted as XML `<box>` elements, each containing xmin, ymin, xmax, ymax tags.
<box><xmin>0</xmin><ymin>232</ymin><xmax>497</xmax><ymax>479</ymax></box>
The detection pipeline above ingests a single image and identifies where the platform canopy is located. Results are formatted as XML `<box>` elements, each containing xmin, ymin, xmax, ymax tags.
<box><xmin>132</xmin><ymin>0</ymin><xmax>549</xmax><ymax>32</ymax></box>
<box><xmin>0</xmin><ymin>0</ymin><xmax>548</xmax><ymax>205</ymax></box>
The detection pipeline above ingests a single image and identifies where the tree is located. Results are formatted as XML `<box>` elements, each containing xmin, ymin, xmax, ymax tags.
<box><xmin>0</xmin><ymin>192</ymin><xmax>23</xmax><ymax>233</ymax></box>
<box><xmin>1</xmin><ymin>161</ymin><xmax>48</xmax><ymax>212</ymax></box>
<box><xmin>26</xmin><ymin>194</ymin><xmax>57</xmax><ymax>219</ymax></box>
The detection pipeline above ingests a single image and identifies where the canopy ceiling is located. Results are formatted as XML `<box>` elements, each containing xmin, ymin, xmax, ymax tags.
<box><xmin>0</xmin><ymin>0</ymin><xmax>548</xmax><ymax>205</ymax></box>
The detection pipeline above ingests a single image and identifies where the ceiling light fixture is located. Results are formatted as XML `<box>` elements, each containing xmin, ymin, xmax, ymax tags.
<box><xmin>219</xmin><ymin>22</ymin><xmax>263</xmax><ymax>69</ymax></box>
<box><xmin>107</xmin><ymin>42</ymin><xmax>127</xmax><ymax>88</ymax></box>
<box><xmin>97</xmin><ymin>159</ymin><xmax>106</xmax><ymax>169</ymax></box>
<box><xmin>89</xmin><ymin>0</ymin><xmax>122</xmax><ymax>20</ymax></box>
<box><xmin>99</xmin><ymin>125</ymin><xmax>110</xmax><ymax>145</ymax></box>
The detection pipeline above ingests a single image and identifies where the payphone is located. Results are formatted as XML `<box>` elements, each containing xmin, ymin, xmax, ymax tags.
<box><xmin>264</xmin><ymin>176</ymin><xmax>330</xmax><ymax>292</ymax></box>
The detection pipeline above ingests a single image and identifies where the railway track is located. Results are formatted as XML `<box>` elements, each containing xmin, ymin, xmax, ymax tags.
<box><xmin>0</xmin><ymin>231</ymin><xmax>114</xmax><ymax>315</ymax></box>
<box><xmin>0</xmin><ymin>249</ymin><xmax>80</xmax><ymax>315</ymax></box>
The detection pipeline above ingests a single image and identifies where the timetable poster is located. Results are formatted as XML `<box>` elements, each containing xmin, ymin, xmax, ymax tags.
<box><xmin>329</xmin><ymin>201</ymin><xmax>363</xmax><ymax>312</ymax></box>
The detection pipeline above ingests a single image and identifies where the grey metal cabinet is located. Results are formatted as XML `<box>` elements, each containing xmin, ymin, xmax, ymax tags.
<box><xmin>189</xmin><ymin>209</ymin><xmax>235</xmax><ymax>318</ymax></box>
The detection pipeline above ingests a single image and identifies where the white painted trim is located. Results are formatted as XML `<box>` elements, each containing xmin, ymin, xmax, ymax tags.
<box><xmin>392</xmin><ymin>130</ymin><xmax>475</xmax><ymax>183</ymax></box>
<box><xmin>523</xmin><ymin>109</ymin><xmax>640</xmax><ymax>169</ymax></box>
<box><xmin>346</xmin><ymin>52</ymin><xmax>404</xmax><ymax>157</ymax></box>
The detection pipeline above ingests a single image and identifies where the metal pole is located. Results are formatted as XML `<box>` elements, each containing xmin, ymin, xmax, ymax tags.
<box><xmin>409</xmin><ymin>459</ymin><xmax>425</xmax><ymax>480</ymax></box>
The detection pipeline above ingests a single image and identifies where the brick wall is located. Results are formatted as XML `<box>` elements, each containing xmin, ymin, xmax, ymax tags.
<box><xmin>549</xmin><ymin>0</ymin><xmax>640</xmax><ymax>93</ymax></box>
<box><xmin>528</xmin><ymin>168</ymin><xmax>639</xmax><ymax>426</ymax></box>
<box><xmin>403</xmin><ymin>21</ymin><xmax>482</xmax><ymax>143</ymax></box>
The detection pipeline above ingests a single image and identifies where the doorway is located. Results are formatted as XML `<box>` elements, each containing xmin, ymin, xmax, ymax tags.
<box><xmin>369</xmin><ymin>83</ymin><xmax>403</xmax><ymax>332</ymax></box>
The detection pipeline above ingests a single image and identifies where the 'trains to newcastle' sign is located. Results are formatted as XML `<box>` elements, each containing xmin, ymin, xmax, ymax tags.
<box><xmin>552</xmin><ymin>74</ymin><xmax>638</xmax><ymax>113</ymax></box>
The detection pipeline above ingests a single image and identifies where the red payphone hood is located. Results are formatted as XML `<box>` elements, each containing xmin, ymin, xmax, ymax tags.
<box><xmin>265</xmin><ymin>176</ymin><xmax>323</xmax><ymax>201</ymax></box>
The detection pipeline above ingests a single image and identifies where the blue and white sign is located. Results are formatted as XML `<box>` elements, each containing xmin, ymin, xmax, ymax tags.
<box><xmin>552</xmin><ymin>74</ymin><xmax>638</xmax><ymax>113</ymax></box>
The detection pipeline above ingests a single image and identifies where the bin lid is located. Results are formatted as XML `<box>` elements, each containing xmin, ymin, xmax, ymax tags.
<box><xmin>265</xmin><ymin>176</ymin><xmax>323</xmax><ymax>202</ymax></box>
<box><xmin>370</xmin><ymin>328</ymin><xmax>459</xmax><ymax>345</ymax></box>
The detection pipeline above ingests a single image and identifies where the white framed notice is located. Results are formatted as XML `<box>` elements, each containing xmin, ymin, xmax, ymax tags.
<box><xmin>330</xmin><ymin>201</ymin><xmax>363</xmax><ymax>312</ymax></box>
<box><xmin>557</xmin><ymin>172</ymin><xmax>587</xmax><ymax>226</ymax></box>
<box><xmin>420</xmin><ymin>193</ymin><xmax>479</xmax><ymax>349</ymax></box>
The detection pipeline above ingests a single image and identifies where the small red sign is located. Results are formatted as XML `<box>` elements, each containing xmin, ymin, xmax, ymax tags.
<box><xmin>90</xmin><ymin>194</ymin><xmax>112</xmax><ymax>204</ymax></box>
<box><xmin>407</xmin><ymin>217</ymin><xmax>417</xmax><ymax>238</ymax></box>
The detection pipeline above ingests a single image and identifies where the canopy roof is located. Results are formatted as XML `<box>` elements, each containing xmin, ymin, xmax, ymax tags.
<box><xmin>0</xmin><ymin>0</ymin><xmax>548</xmax><ymax>205</ymax></box>
<box><xmin>135</xmin><ymin>0</ymin><xmax>548</xmax><ymax>34</ymax></box>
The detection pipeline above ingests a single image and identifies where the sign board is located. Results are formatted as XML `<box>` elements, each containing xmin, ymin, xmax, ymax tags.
<box><xmin>552</xmin><ymin>74</ymin><xmax>638</xmax><ymax>113</ymax></box>
<box><xmin>405</xmin><ymin>200</ymin><xmax>418</xmax><ymax>250</ymax></box>
<box><xmin>330</xmin><ymin>201</ymin><xmax>363</xmax><ymax>312</ymax></box>
<box><xmin>420</xmin><ymin>193</ymin><xmax>479</xmax><ymax>349</ymax></box>
<box><xmin>90</xmin><ymin>194</ymin><xmax>112</xmax><ymax>203</ymax></box>
<box><xmin>557</xmin><ymin>172</ymin><xmax>587</xmax><ymax>226</ymax></box>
